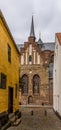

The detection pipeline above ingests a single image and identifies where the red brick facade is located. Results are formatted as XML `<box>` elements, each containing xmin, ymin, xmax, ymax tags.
<box><xmin>19</xmin><ymin>36</ymin><xmax>54</xmax><ymax>105</ymax></box>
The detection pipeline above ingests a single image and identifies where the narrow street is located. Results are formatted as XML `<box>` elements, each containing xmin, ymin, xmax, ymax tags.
<box><xmin>7</xmin><ymin>106</ymin><xmax>61</xmax><ymax>130</ymax></box>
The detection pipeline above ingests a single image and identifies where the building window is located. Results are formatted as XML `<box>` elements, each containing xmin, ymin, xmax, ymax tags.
<box><xmin>8</xmin><ymin>44</ymin><xmax>11</xmax><ymax>62</ymax></box>
<box><xmin>49</xmin><ymin>63</ymin><xmax>53</xmax><ymax>79</ymax></box>
<box><xmin>29</xmin><ymin>55</ymin><xmax>32</xmax><ymax>62</ymax></box>
<box><xmin>0</xmin><ymin>73</ymin><xmax>6</xmax><ymax>89</ymax></box>
<box><xmin>15</xmin><ymin>84</ymin><xmax>17</xmax><ymax>98</ymax></box>
<box><xmin>33</xmin><ymin>75</ymin><xmax>40</xmax><ymax>94</ymax></box>
<box><xmin>21</xmin><ymin>74</ymin><xmax>28</xmax><ymax>94</ymax></box>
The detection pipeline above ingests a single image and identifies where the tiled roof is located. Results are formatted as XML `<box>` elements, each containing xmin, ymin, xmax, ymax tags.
<box><xmin>38</xmin><ymin>37</ymin><xmax>55</xmax><ymax>51</ymax></box>
<box><xmin>38</xmin><ymin>42</ymin><xmax>55</xmax><ymax>51</ymax></box>
<box><xmin>17</xmin><ymin>42</ymin><xmax>55</xmax><ymax>52</ymax></box>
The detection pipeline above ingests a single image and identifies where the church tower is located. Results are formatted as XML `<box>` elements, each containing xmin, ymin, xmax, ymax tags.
<box><xmin>19</xmin><ymin>16</ymin><xmax>54</xmax><ymax>105</ymax></box>
<box><xmin>30</xmin><ymin>16</ymin><xmax>35</xmax><ymax>38</ymax></box>
<box><xmin>28</xmin><ymin>16</ymin><xmax>36</xmax><ymax>42</ymax></box>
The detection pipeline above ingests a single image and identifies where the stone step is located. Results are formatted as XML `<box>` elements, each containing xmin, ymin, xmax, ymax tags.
<box><xmin>12</xmin><ymin>118</ymin><xmax>21</xmax><ymax>126</ymax></box>
<box><xmin>9</xmin><ymin>113</ymin><xmax>16</xmax><ymax>124</ymax></box>
<box><xmin>9</xmin><ymin>111</ymin><xmax>21</xmax><ymax>126</ymax></box>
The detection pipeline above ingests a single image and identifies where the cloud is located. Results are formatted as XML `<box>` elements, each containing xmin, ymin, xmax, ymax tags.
<box><xmin>0</xmin><ymin>0</ymin><xmax>61</xmax><ymax>43</ymax></box>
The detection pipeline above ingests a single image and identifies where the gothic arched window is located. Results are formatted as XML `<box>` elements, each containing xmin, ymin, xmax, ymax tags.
<box><xmin>21</xmin><ymin>74</ymin><xmax>28</xmax><ymax>94</ymax></box>
<box><xmin>33</xmin><ymin>75</ymin><xmax>40</xmax><ymax>94</ymax></box>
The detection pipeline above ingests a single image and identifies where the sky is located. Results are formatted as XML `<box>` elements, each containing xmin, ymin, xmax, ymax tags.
<box><xmin>0</xmin><ymin>0</ymin><xmax>61</xmax><ymax>44</ymax></box>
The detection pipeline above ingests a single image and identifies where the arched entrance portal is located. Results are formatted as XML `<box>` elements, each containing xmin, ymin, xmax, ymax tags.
<box><xmin>28</xmin><ymin>96</ymin><xmax>33</xmax><ymax>104</ymax></box>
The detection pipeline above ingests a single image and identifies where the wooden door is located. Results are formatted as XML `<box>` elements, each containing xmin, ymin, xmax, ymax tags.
<box><xmin>8</xmin><ymin>87</ymin><xmax>13</xmax><ymax>113</ymax></box>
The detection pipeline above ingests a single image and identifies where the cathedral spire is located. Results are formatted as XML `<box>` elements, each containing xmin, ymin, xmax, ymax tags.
<box><xmin>30</xmin><ymin>16</ymin><xmax>35</xmax><ymax>38</ymax></box>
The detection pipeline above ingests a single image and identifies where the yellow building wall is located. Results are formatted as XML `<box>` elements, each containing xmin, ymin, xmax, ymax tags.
<box><xmin>0</xmin><ymin>18</ymin><xmax>19</xmax><ymax>113</ymax></box>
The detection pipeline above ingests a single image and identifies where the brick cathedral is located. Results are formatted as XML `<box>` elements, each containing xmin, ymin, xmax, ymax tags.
<box><xmin>17</xmin><ymin>16</ymin><xmax>55</xmax><ymax>105</ymax></box>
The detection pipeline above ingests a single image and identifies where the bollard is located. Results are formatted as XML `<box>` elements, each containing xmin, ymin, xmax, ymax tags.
<box><xmin>31</xmin><ymin>110</ymin><xmax>33</xmax><ymax>116</ymax></box>
<box><xmin>44</xmin><ymin>110</ymin><xmax>47</xmax><ymax>116</ymax></box>
<box><xmin>42</xmin><ymin>102</ymin><xmax>44</xmax><ymax>106</ymax></box>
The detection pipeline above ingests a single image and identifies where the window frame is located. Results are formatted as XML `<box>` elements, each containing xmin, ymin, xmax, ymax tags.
<box><xmin>21</xmin><ymin>74</ymin><xmax>28</xmax><ymax>94</ymax></box>
<box><xmin>29</xmin><ymin>55</ymin><xmax>32</xmax><ymax>62</ymax></box>
<box><xmin>0</xmin><ymin>73</ymin><xmax>6</xmax><ymax>89</ymax></box>
<box><xmin>8</xmin><ymin>44</ymin><xmax>11</xmax><ymax>63</ymax></box>
<box><xmin>33</xmin><ymin>75</ymin><xmax>40</xmax><ymax>94</ymax></box>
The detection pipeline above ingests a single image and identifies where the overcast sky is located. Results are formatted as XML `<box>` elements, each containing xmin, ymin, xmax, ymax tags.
<box><xmin>0</xmin><ymin>0</ymin><xmax>61</xmax><ymax>44</ymax></box>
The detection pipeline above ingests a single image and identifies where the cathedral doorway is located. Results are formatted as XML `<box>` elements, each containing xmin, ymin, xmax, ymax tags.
<box><xmin>28</xmin><ymin>96</ymin><xmax>33</xmax><ymax>104</ymax></box>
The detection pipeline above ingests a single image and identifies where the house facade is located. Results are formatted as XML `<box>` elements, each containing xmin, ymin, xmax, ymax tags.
<box><xmin>18</xmin><ymin>16</ymin><xmax>55</xmax><ymax>105</ymax></box>
<box><xmin>53</xmin><ymin>33</ymin><xmax>61</xmax><ymax>117</ymax></box>
<box><xmin>0</xmin><ymin>10</ymin><xmax>20</xmax><ymax>119</ymax></box>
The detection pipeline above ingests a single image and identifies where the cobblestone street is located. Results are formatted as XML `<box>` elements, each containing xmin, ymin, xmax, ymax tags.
<box><xmin>7</xmin><ymin>106</ymin><xmax>61</xmax><ymax>130</ymax></box>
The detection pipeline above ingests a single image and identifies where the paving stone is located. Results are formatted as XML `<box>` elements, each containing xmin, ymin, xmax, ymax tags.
<box><xmin>7</xmin><ymin>107</ymin><xmax>61</xmax><ymax>130</ymax></box>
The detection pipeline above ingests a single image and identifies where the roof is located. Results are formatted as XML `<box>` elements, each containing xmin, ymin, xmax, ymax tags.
<box><xmin>0</xmin><ymin>10</ymin><xmax>20</xmax><ymax>55</ymax></box>
<box><xmin>38</xmin><ymin>42</ymin><xmax>55</xmax><ymax>51</ymax></box>
<box><xmin>56</xmin><ymin>33</ymin><xmax>61</xmax><ymax>45</ymax></box>
<box><xmin>30</xmin><ymin>16</ymin><xmax>35</xmax><ymax>38</ymax></box>
<box><xmin>17</xmin><ymin>42</ymin><xmax>55</xmax><ymax>52</ymax></box>
<box><xmin>38</xmin><ymin>37</ymin><xmax>44</xmax><ymax>48</ymax></box>
<box><xmin>38</xmin><ymin>38</ymin><xmax>43</xmax><ymax>45</ymax></box>
<box><xmin>38</xmin><ymin>36</ymin><xmax>55</xmax><ymax>51</ymax></box>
